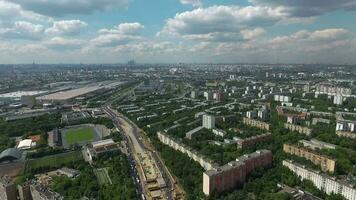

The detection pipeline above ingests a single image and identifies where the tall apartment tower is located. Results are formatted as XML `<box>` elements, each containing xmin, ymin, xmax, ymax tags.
<box><xmin>203</xmin><ymin>115</ymin><xmax>215</xmax><ymax>129</ymax></box>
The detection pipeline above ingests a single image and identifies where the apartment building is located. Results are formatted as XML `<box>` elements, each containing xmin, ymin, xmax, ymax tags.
<box><xmin>0</xmin><ymin>175</ymin><xmax>17</xmax><ymax>200</ymax></box>
<box><xmin>283</xmin><ymin>160</ymin><xmax>356</xmax><ymax>200</ymax></box>
<box><xmin>299</xmin><ymin>139</ymin><xmax>336</xmax><ymax>150</ymax></box>
<box><xmin>203</xmin><ymin>114</ymin><xmax>215</xmax><ymax>129</ymax></box>
<box><xmin>237</xmin><ymin>133</ymin><xmax>272</xmax><ymax>149</ymax></box>
<box><xmin>203</xmin><ymin>150</ymin><xmax>272</xmax><ymax>195</ymax></box>
<box><xmin>283</xmin><ymin>144</ymin><xmax>336</xmax><ymax>173</ymax></box>
<box><xmin>243</xmin><ymin>117</ymin><xmax>270</xmax><ymax>131</ymax></box>
<box><xmin>157</xmin><ymin>132</ymin><xmax>273</xmax><ymax>196</ymax></box>
<box><xmin>284</xmin><ymin>123</ymin><xmax>312</xmax><ymax>136</ymax></box>
<box><xmin>315</xmin><ymin>84</ymin><xmax>352</xmax><ymax>97</ymax></box>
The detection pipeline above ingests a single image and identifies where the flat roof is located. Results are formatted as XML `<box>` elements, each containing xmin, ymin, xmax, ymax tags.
<box><xmin>36</xmin><ymin>86</ymin><xmax>101</xmax><ymax>101</ymax></box>
<box><xmin>92</xmin><ymin>139</ymin><xmax>115</xmax><ymax>148</ymax></box>
<box><xmin>0</xmin><ymin>91</ymin><xmax>47</xmax><ymax>98</ymax></box>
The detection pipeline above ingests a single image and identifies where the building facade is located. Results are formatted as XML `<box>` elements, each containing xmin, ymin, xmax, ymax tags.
<box><xmin>203</xmin><ymin>115</ymin><xmax>215</xmax><ymax>129</ymax></box>
<box><xmin>283</xmin><ymin>144</ymin><xmax>336</xmax><ymax>173</ymax></box>
<box><xmin>284</xmin><ymin>123</ymin><xmax>312</xmax><ymax>136</ymax></box>
<box><xmin>283</xmin><ymin>160</ymin><xmax>356</xmax><ymax>200</ymax></box>
<box><xmin>203</xmin><ymin>150</ymin><xmax>272</xmax><ymax>195</ymax></box>
<box><xmin>0</xmin><ymin>175</ymin><xmax>17</xmax><ymax>200</ymax></box>
<box><xmin>237</xmin><ymin>133</ymin><xmax>272</xmax><ymax>149</ymax></box>
<box><xmin>243</xmin><ymin>117</ymin><xmax>270</xmax><ymax>131</ymax></box>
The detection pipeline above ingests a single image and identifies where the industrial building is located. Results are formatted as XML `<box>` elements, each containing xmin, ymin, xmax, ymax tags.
<box><xmin>0</xmin><ymin>148</ymin><xmax>22</xmax><ymax>163</ymax></box>
<box><xmin>36</xmin><ymin>86</ymin><xmax>104</xmax><ymax>103</ymax></box>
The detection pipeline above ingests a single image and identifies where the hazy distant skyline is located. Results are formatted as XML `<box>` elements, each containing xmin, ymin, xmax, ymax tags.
<box><xmin>1</xmin><ymin>0</ymin><xmax>356</xmax><ymax>64</ymax></box>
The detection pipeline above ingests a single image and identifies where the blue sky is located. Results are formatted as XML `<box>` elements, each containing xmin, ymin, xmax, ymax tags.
<box><xmin>1</xmin><ymin>0</ymin><xmax>356</xmax><ymax>64</ymax></box>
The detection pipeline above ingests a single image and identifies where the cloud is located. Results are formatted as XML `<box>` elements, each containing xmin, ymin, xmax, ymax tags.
<box><xmin>45</xmin><ymin>37</ymin><xmax>85</xmax><ymax>50</ymax></box>
<box><xmin>98</xmin><ymin>22</ymin><xmax>144</xmax><ymax>35</ymax></box>
<box><xmin>0</xmin><ymin>0</ymin><xmax>48</xmax><ymax>22</ymax></box>
<box><xmin>91</xmin><ymin>22</ymin><xmax>144</xmax><ymax>47</ymax></box>
<box><xmin>45</xmin><ymin>20</ymin><xmax>88</xmax><ymax>36</ymax></box>
<box><xmin>240</xmin><ymin>28</ymin><xmax>265</xmax><ymax>40</ymax></box>
<box><xmin>7</xmin><ymin>0</ymin><xmax>131</xmax><ymax>17</ymax></box>
<box><xmin>268</xmin><ymin>28</ymin><xmax>351</xmax><ymax>46</ymax></box>
<box><xmin>249</xmin><ymin>0</ymin><xmax>356</xmax><ymax>17</ymax></box>
<box><xmin>0</xmin><ymin>21</ymin><xmax>44</xmax><ymax>40</ymax></box>
<box><xmin>180</xmin><ymin>0</ymin><xmax>202</xmax><ymax>8</ymax></box>
<box><xmin>160</xmin><ymin>5</ymin><xmax>284</xmax><ymax>41</ymax></box>
<box><xmin>216</xmin><ymin>28</ymin><xmax>353</xmax><ymax>56</ymax></box>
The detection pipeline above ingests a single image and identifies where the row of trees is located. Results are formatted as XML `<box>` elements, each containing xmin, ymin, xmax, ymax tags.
<box><xmin>52</xmin><ymin>154</ymin><xmax>137</xmax><ymax>200</ymax></box>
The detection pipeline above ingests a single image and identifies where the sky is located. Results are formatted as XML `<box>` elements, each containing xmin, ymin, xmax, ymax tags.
<box><xmin>1</xmin><ymin>0</ymin><xmax>356</xmax><ymax>64</ymax></box>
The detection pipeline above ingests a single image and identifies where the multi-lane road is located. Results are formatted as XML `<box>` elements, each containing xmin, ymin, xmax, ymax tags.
<box><xmin>104</xmin><ymin>106</ymin><xmax>183</xmax><ymax>200</ymax></box>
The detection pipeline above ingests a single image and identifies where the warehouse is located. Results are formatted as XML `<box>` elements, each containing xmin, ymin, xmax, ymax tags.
<box><xmin>36</xmin><ymin>86</ymin><xmax>104</xmax><ymax>103</ymax></box>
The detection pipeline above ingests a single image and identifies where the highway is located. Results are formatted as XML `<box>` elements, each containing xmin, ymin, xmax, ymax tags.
<box><xmin>104</xmin><ymin>107</ymin><xmax>181</xmax><ymax>200</ymax></box>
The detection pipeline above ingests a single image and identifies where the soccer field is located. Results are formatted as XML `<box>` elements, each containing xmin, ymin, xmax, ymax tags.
<box><xmin>65</xmin><ymin>127</ymin><xmax>95</xmax><ymax>145</ymax></box>
<box><xmin>94</xmin><ymin>168</ymin><xmax>112</xmax><ymax>185</ymax></box>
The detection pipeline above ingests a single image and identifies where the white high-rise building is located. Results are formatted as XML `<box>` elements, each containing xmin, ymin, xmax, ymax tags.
<box><xmin>333</xmin><ymin>95</ymin><xmax>344</xmax><ymax>105</ymax></box>
<box><xmin>203</xmin><ymin>92</ymin><xmax>213</xmax><ymax>100</ymax></box>
<box><xmin>203</xmin><ymin>115</ymin><xmax>215</xmax><ymax>129</ymax></box>
<box><xmin>246</xmin><ymin>110</ymin><xmax>257</xmax><ymax>119</ymax></box>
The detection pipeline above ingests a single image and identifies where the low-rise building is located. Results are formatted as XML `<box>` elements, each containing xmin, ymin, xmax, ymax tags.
<box><xmin>85</xmin><ymin>139</ymin><xmax>119</xmax><ymax>162</ymax></box>
<box><xmin>283</xmin><ymin>144</ymin><xmax>336</xmax><ymax>173</ymax></box>
<box><xmin>185</xmin><ymin>126</ymin><xmax>204</xmax><ymax>140</ymax></box>
<box><xmin>312</xmin><ymin>118</ymin><xmax>330</xmax><ymax>125</ymax></box>
<box><xmin>0</xmin><ymin>175</ymin><xmax>17</xmax><ymax>200</ymax></box>
<box><xmin>299</xmin><ymin>139</ymin><xmax>336</xmax><ymax>150</ymax></box>
<box><xmin>212</xmin><ymin>129</ymin><xmax>226</xmax><ymax>137</ymax></box>
<box><xmin>243</xmin><ymin>117</ymin><xmax>270</xmax><ymax>131</ymax></box>
<box><xmin>284</xmin><ymin>123</ymin><xmax>311</xmax><ymax>136</ymax></box>
<box><xmin>283</xmin><ymin>160</ymin><xmax>356</xmax><ymax>200</ymax></box>
<box><xmin>237</xmin><ymin>133</ymin><xmax>272</xmax><ymax>149</ymax></box>
<box><xmin>30</xmin><ymin>184</ymin><xmax>63</xmax><ymax>200</ymax></box>
<box><xmin>274</xmin><ymin>95</ymin><xmax>292</xmax><ymax>102</ymax></box>
<box><xmin>336</xmin><ymin>131</ymin><xmax>356</xmax><ymax>139</ymax></box>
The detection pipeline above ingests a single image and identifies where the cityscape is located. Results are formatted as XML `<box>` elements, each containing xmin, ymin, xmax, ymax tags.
<box><xmin>0</xmin><ymin>1</ymin><xmax>356</xmax><ymax>200</ymax></box>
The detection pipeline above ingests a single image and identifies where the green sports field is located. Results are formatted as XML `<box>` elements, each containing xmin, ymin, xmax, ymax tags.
<box><xmin>94</xmin><ymin>168</ymin><xmax>112</xmax><ymax>185</ymax></box>
<box><xmin>26</xmin><ymin>151</ymin><xmax>83</xmax><ymax>172</ymax></box>
<box><xmin>65</xmin><ymin>127</ymin><xmax>95</xmax><ymax>145</ymax></box>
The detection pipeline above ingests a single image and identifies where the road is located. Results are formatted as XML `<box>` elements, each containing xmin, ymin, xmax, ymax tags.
<box><xmin>105</xmin><ymin>82</ymin><xmax>143</xmax><ymax>106</ymax></box>
<box><xmin>104</xmin><ymin>107</ymin><xmax>182</xmax><ymax>199</ymax></box>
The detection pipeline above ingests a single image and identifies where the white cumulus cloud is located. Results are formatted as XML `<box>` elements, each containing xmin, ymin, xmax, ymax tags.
<box><xmin>160</xmin><ymin>5</ymin><xmax>284</xmax><ymax>41</ymax></box>
<box><xmin>7</xmin><ymin>0</ymin><xmax>131</xmax><ymax>17</ymax></box>
<box><xmin>45</xmin><ymin>20</ymin><xmax>88</xmax><ymax>35</ymax></box>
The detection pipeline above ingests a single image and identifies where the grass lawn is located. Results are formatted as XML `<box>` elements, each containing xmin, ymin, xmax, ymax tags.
<box><xmin>65</xmin><ymin>127</ymin><xmax>95</xmax><ymax>145</ymax></box>
<box><xmin>26</xmin><ymin>151</ymin><xmax>83</xmax><ymax>172</ymax></box>
<box><xmin>94</xmin><ymin>168</ymin><xmax>112</xmax><ymax>185</ymax></box>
